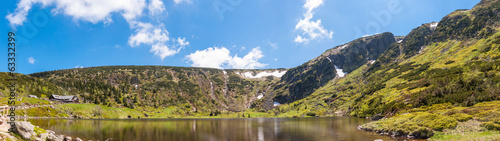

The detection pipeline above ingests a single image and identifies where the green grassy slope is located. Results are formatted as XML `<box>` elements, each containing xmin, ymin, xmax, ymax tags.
<box><xmin>268</xmin><ymin>0</ymin><xmax>500</xmax><ymax>139</ymax></box>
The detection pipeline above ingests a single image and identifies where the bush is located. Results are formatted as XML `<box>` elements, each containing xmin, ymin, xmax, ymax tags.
<box><xmin>444</xmin><ymin>60</ymin><xmax>455</xmax><ymax>65</ymax></box>
<box><xmin>481</xmin><ymin>122</ymin><xmax>500</xmax><ymax>130</ymax></box>
<box><xmin>450</xmin><ymin>113</ymin><xmax>473</xmax><ymax>122</ymax></box>
<box><xmin>361</xmin><ymin>112</ymin><xmax>457</xmax><ymax>135</ymax></box>
<box><xmin>306</xmin><ymin>112</ymin><xmax>316</xmax><ymax>117</ymax></box>
<box><xmin>409</xmin><ymin>127</ymin><xmax>434</xmax><ymax>139</ymax></box>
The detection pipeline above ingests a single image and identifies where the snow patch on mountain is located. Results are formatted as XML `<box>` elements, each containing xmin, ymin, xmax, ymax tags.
<box><xmin>326</xmin><ymin>56</ymin><xmax>332</xmax><ymax>62</ymax></box>
<box><xmin>273</xmin><ymin>101</ymin><xmax>280</xmax><ymax>106</ymax></box>
<box><xmin>240</xmin><ymin>70</ymin><xmax>287</xmax><ymax>78</ymax></box>
<box><xmin>334</xmin><ymin>65</ymin><xmax>347</xmax><ymax>77</ymax></box>
<box><xmin>257</xmin><ymin>94</ymin><xmax>263</xmax><ymax>99</ymax></box>
<box><xmin>340</xmin><ymin>44</ymin><xmax>349</xmax><ymax>49</ymax></box>
<box><xmin>430</xmin><ymin>22</ymin><xmax>439</xmax><ymax>30</ymax></box>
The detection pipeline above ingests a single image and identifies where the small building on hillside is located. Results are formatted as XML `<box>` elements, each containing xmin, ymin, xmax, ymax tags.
<box><xmin>49</xmin><ymin>94</ymin><xmax>80</xmax><ymax>103</ymax></box>
<box><xmin>28</xmin><ymin>95</ymin><xmax>38</xmax><ymax>98</ymax></box>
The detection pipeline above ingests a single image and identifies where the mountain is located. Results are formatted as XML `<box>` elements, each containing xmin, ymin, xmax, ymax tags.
<box><xmin>0</xmin><ymin>34</ymin><xmax>398</xmax><ymax>113</ymax></box>
<box><xmin>1</xmin><ymin>0</ymin><xmax>499</xmax><ymax>139</ymax></box>
<box><xmin>273</xmin><ymin>32</ymin><xmax>396</xmax><ymax>104</ymax></box>
<box><xmin>275</xmin><ymin>0</ymin><xmax>500</xmax><ymax>117</ymax></box>
<box><xmin>18</xmin><ymin>66</ymin><xmax>286</xmax><ymax>112</ymax></box>
<box><xmin>0</xmin><ymin>0</ymin><xmax>498</xmax><ymax>123</ymax></box>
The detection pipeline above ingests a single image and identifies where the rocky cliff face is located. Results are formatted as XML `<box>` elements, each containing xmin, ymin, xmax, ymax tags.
<box><xmin>273</xmin><ymin>32</ymin><xmax>396</xmax><ymax>104</ymax></box>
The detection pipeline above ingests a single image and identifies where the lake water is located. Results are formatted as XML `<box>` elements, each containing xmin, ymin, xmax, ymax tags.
<box><xmin>30</xmin><ymin>117</ymin><xmax>398</xmax><ymax>141</ymax></box>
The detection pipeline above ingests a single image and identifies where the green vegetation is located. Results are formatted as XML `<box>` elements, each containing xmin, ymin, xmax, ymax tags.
<box><xmin>0</xmin><ymin>1</ymin><xmax>499</xmax><ymax>140</ymax></box>
<box><xmin>430</xmin><ymin>120</ymin><xmax>500</xmax><ymax>141</ymax></box>
<box><xmin>0</xmin><ymin>97</ymin><xmax>51</xmax><ymax>106</ymax></box>
<box><xmin>361</xmin><ymin>112</ymin><xmax>457</xmax><ymax>133</ymax></box>
<box><xmin>359</xmin><ymin>101</ymin><xmax>500</xmax><ymax>139</ymax></box>
<box><xmin>0</xmin><ymin>66</ymin><xmax>284</xmax><ymax>114</ymax></box>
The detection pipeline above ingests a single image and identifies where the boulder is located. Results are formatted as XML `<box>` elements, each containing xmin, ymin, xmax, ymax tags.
<box><xmin>408</xmin><ymin>127</ymin><xmax>434</xmax><ymax>139</ymax></box>
<box><xmin>39</xmin><ymin>133</ymin><xmax>49</xmax><ymax>140</ymax></box>
<box><xmin>15</xmin><ymin>121</ymin><xmax>36</xmax><ymax>140</ymax></box>
<box><xmin>47</xmin><ymin>134</ymin><xmax>63</xmax><ymax>141</ymax></box>
<box><xmin>75</xmin><ymin>137</ymin><xmax>83</xmax><ymax>141</ymax></box>
<box><xmin>46</xmin><ymin>130</ymin><xmax>56</xmax><ymax>135</ymax></box>
<box><xmin>64</xmin><ymin>136</ymin><xmax>72</xmax><ymax>141</ymax></box>
<box><xmin>371</xmin><ymin>114</ymin><xmax>383</xmax><ymax>120</ymax></box>
<box><xmin>391</xmin><ymin>129</ymin><xmax>405</xmax><ymax>137</ymax></box>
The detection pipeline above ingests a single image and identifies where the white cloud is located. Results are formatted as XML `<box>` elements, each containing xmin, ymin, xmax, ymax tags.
<box><xmin>150</xmin><ymin>43</ymin><xmax>180</xmax><ymax>60</ymax></box>
<box><xmin>75</xmin><ymin>65</ymin><xmax>84</xmax><ymax>68</ymax></box>
<box><xmin>6</xmin><ymin>0</ymin><xmax>146</xmax><ymax>27</ymax></box>
<box><xmin>304</xmin><ymin>0</ymin><xmax>323</xmax><ymax>12</ymax></box>
<box><xmin>186</xmin><ymin>47</ymin><xmax>267</xmax><ymax>69</ymax></box>
<box><xmin>294</xmin><ymin>0</ymin><xmax>333</xmax><ymax>44</ymax></box>
<box><xmin>228</xmin><ymin>47</ymin><xmax>266</xmax><ymax>69</ymax></box>
<box><xmin>27</xmin><ymin>57</ymin><xmax>36</xmax><ymax>64</ymax></box>
<box><xmin>128</xmin><ymin>22</ymin><xmax>188</xmax><ymax>60</ymax></box>
<box><xmin>148</xmin><ymin>0</ymin><xmax>165</xmax><ymax>15</ymax></box>
<box><xmin>174</xmin><ymin>0</ymin><xmax>192</xmax><ymax>5</ymax></box>
<box><xmin>129</xmin><ymin>22</ymin><xmax>169</xmax><ymax>46</ymax></box>
<box><xmin>186</xmin><ymin>47</ymin><xmax>232</xmax><ymax>69</ymax></box>
<box><xmin>177</xmin><ymin>37</ymin><xmax>189</xmax><ymax>47</ymax></box>
<box><xmin>7</xmin><ymin>0</ymin><xmax>187</xmax><ymax>60</ymax></box>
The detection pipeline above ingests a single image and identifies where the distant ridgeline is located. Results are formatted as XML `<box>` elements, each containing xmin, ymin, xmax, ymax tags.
<box><xmin>0</xmin><ymin>0</ymin><xmax>499</xmax><ymax>119</ymax></box>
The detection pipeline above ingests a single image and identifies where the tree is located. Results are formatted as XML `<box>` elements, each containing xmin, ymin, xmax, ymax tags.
<box><xmin>94</xmin><ymin>97</ymin><xmax>100</xmax><ymax>104</ymax></box>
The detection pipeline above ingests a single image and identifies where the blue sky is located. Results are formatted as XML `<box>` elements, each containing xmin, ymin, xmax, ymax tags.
<box><xmin>1</xmin><ymin>0</ymin><xmax>481</xmax><ymax>74</ymax></box>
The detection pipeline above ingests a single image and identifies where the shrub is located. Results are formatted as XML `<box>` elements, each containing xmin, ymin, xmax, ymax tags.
<box><xmin>409</xmin><ymin>127</ymin><xmax>434</xmax><ymax>139</ymax></box>
<box><xmin>306</xmin><ymin>112</ymin><xmax>317</xmax><ymax>117</ymax></box>
<box><xmin>475</xmin><ymin>110</ymin><xmax>500</xmax><ymax>122</ymax></box>
<box><xmin>450</xmin><ymin>113</ymin><xmax>473</xmax><ymax>122</ymax></box>
<box><xmin>361</xmin><ymin>112</ymin><xmax>457</xmax><ymax>134</ymax></box>
<box><xmin>481</xmin><ymin>122</ymin><xmax>500</xmax><ymax>130</ymax></box>
<box><xmin>444</xmin><ymin>60</ymin><xmax>455</xmax><ymax>65</ymax></box>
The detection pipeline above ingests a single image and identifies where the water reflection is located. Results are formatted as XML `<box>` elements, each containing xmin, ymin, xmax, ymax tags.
<box><xmin>30</xmin><ymin>117</ymin><xmax>396</xmax><ymax>141</ymax></box>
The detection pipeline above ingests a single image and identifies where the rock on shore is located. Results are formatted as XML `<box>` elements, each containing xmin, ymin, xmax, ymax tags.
<box><xmin>14</xmin><ymin>121</ymin><xmax>83</xmax><ymax>141</ymax></box>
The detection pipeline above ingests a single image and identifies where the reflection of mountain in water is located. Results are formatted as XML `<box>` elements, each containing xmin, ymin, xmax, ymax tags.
<box><xmin>29</xmin><ymin>117</ymin><xmax>395</xmax><ymax>141</ymax></box>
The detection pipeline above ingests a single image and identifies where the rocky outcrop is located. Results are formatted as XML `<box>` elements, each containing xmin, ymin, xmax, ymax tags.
<box><xmin>64</xmin><ymin>136</ymin><xmax>72</xmax><ymax>141</ymax></box>
<box><xmin>15</xmin><ymin>121</ymin><xmax>35</xmax><ymax>140</ymax></box>
<box><xmin>13</xmin><ymin>121</ymin><xmax>82</xmax><ymax>141</ymax></box>
<box><xmin>371</xmin><ymin>114</ymin><xmax>384</xmax><ymax>120</ymax></box>
<box><xmin>274</xmin><ymin>33</ymin><xmax>396</xmax><ymax>103</ymax></box>
<box><xmin>47</xmin><ymin>133</ymin><xmax>63</xmax><ymax>141</ymax></box>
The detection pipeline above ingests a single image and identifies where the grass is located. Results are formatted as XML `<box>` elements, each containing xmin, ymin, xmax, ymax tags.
<box><xmin>361</xmin><ymin>112</ymin><xmax>457</xmax><ymax>133</ymax></box>
<box><xmin>430</xmin><ymin>120</ymin><xmax>500</xmax><ymax>141</ymax></box>
<box><xmin>0</xmin><ymin>97</ymin><xmax>52</xmax><ymax>106</ymax></box>
<box><xmin>14</xmin><ymin>102</ymin><xmax>279</xmax><ymax>119</ymax></box>
<box><xmin>16</xmin><ymin>106</ymin><xmax>68</xmax><ymax>117</ymax></box>
<box><xmin>55</xmin><ymin>103</ymin><xmax>144</xmax><ymax>119</ymax></box>
<box><xmin>359</xmin><ymin>101</ymin><xmax>500</xmax><ymax>139</ymax></box>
